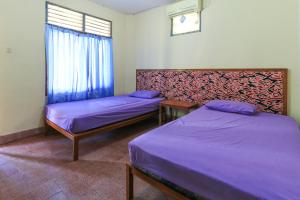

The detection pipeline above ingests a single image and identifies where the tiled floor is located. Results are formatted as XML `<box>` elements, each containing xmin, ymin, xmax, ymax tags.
<box><xmin>0</xmin><ymin>119</ymin><xmax>170</xmax><ymax>200</ymax></box>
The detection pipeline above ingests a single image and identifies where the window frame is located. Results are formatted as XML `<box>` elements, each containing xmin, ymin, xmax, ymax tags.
<box><xmin>45</xmin><ymin>2</ymin><xmax>113</xmax><ymax>96</ymax></box>
<box><xmin>46</xmin><ymin>2</ymin><xmax>113</xmax><ymax>38</ymax></box>
<box><xmin>170</xmin><ymin>12</ymin><xmax>201</xmax><ymax>37</ymax></box>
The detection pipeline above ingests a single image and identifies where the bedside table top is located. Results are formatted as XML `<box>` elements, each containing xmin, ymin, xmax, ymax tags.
<box><xmin>160</xmin><ymin>99</ymin><xmax>198</xmax><ymax>110</ymax></box>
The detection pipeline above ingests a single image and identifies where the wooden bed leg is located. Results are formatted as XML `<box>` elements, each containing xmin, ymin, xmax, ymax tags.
<box><xmin>126</xmin><ymin>164</ymin><xmax>134</xmax><ymax>200</ymax></box>
<box><xmin>73</xmin><ymin>139</ymin><xmax>79</xmax><ymax>161</ymax></box>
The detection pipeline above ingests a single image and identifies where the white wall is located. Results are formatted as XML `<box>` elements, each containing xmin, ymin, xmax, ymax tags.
<box><xmin>0</xmin><ymin>0</ymin><xmax>127</xmax><ymax>136</ymax></box>
<box><xmin>124</xmin><ymin>0</ymin><xmax>300</xmax><ymax>122</ymax></box>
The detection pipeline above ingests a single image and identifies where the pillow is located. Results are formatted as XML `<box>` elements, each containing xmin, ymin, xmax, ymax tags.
<box><xmin>205</xmin><ymin>100</ymin><xmax>257</xmax><ymax>115</ymax></box>
<box><xmin>129</xmin><ymin>90</ymin><xmax>160</xmax><ymax>99</ymax></box>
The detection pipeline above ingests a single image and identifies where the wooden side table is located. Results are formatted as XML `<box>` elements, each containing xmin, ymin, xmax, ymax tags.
<box><xmin>159</xmin><ymin>100</ymin><xmax>198</xmax><ymax>125</ymax></box>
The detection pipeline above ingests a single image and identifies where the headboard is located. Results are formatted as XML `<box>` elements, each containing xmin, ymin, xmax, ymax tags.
<box><xmin>136</xmin><ymin>69</ymin><xmax>288</xmax><ymax>115</ymax></box>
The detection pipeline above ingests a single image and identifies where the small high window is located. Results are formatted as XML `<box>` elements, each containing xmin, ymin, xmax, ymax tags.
<box><xmin>171</xmin><ymin>12</ymin><xmax>200</xmax><ymax>36</ymax></box>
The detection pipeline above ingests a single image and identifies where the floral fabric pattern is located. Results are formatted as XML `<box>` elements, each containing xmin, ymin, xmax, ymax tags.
<box><xmin>136</xmin><ymin>70</ymin><xmax>287</xmax><ymax>114</ymax></box>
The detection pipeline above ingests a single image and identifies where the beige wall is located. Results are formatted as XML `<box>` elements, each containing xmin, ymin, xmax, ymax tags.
<box><xmin>124</xmin><ymin>0</ymin><xmax>300</xmax><ymax>123</ymax></box>
<box><xmin>0</xmin><ymin>0</ymin><xmax>127</xmax><ymax>135</ymax></box>
<box><xmin>0</xmin><ymin>0</ymin><xmax>299</xmax><ymax>136</ymax></box>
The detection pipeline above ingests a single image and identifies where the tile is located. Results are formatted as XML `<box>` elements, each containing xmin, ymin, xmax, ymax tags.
<box><xmin>64</xmin><ymin>189</ymin><xmax>101</xmax><ymax>200</ymax></box>
<box><xmin>13</xmin><ymin>192</ymin><xmax>35</xmax><ymax>200</ymax></box>
<box><xmin>92</xmin><ymin>179</ymin><xmax>125</xmax><ymax>200</ymax></box>
<box><xmin>0</xmin><ymin>120</ymin><xmax>167</xmax><ymax>200</ymax></box>
<box><xmin>30</xmin><ymin>179</ymin><xmax>62</xmax><ymax>200</ymax></box>
<box><xmin>0</xmin><ymin>162</ymin><xmax>20</xmax><ymax>180</ymax></box>
<box><xmin>0</xmin><ymin>170</ymin><xmax>28</xmax><ymax>192</ymax></box>
<box><xmin>55</xmin><ymin>177</ymin><xmax>91</xmax><ymax>197</ymax></box>
<box><xmin>0</xmin><ymin>180</ymin><xmax>32</xmax><ymax>200</ymax></box>
<box><xmin>0</xmin><ymin>157</ymin><xmax>7</xmax><ymax>166</ymax></box>
<box><xmin>47</xmin><ymin>192</ymin><xmax>69</xmax><ymax>200</ymax></box>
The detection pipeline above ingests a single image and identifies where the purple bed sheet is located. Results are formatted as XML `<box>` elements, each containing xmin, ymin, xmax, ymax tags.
<box><xmin>46</xmin><ymin>95</ymin><xmax>163</xmax><ymax>133</ymax></box>
<box><xmin>129</xmin><ymin>106</ymin><xmax>300</xmax><ymax>200</ymax></box>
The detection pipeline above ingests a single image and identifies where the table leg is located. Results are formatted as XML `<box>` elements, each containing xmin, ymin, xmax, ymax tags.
<box><xmin>159</xmin><ymin>105</ymin><xmax>162</xmax><ymax>126</ymax></box>
<box><xmin>162</xmin><ymin>107</ymin><xmax>168</xmax><ymax>123</ymax></box>
<box><xmin>172</xmin><ymin>108</ymin><xmax>176</xmax><ymax>120</ymax></box>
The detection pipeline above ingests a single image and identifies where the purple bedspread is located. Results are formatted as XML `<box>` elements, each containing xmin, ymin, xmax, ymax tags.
<box><xmin>129</xmin><ymin>106</ymin><xmax>300</xmax><ymax>200</ymax></box>
<box><xmin>46</xmin><ymin>95</ymin><xmax>163</xmax><ymax>133</ymax></box>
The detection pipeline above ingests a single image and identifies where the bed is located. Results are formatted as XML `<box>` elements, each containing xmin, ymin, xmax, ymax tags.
<box><xmin>126</xmin><ymin>68</ymin><xmax>293</xmax><ymax>200</ymax></box>
<box><xmin>45</xmin><ymin>95</ymin><xmax>163</xmax><ymax>161</ymax></box>
<box><xmin>127</xmin><ymin>106</ymin><xmax>300</xmax><ymax>199</ymax></box>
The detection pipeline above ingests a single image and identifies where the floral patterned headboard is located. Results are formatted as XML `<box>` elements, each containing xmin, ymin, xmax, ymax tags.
<box><xmin>136</xmin><ymin>69</ymin><xmax>288</xmax><ymax>115</ymax></box>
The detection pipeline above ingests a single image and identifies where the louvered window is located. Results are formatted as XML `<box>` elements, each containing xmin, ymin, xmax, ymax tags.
<box><xmin>85</xmin><ymin>16</ymin><xmax>111</xmax><ymax>38</ymax></box>
<box><xmin>46</xmin><ymin>3</ymin><xmax>112</xmax><ymax>38</ymax></box>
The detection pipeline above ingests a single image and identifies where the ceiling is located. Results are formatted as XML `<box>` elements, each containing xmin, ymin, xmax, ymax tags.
<box><xmin>90</xmin><ymin>0</ymin><xmax>176</xmax><ymax>14</ymax></box>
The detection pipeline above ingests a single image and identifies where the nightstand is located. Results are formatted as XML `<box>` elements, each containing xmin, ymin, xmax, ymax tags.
<box><xmin>159</xmin><ymin>100</ymin><xmax>198</xmax><ymax>125</ymax></box>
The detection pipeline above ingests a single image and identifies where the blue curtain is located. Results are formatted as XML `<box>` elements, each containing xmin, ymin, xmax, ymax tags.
<box><xmin>46</xmin><ymin>24</ymin><xmax>114</xmax><ymax>104</ymax></box>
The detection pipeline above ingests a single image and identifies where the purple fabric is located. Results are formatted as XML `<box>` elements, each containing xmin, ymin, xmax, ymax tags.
<box><xmin>46</xmin><ymin>95</ymin><xmax>163</xmax><ymax>133</ymax></box>
<box><xmin>129</xmin><ymin>90</ymin><xmax>160</xmax><ymax>99</ymax></box>
<box><xmin>129</xmin><ymin>106</ymin><xmax>300</xmax><ymax>200</ymax></box>
<box><xmin>206</xmin><ymin>100</ymin><xmax>257</xmax><ymax>115</ymax></box>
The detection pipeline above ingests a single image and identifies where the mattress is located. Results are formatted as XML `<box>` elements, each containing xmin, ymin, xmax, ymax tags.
<box><xmin>46</xmin><ymin>95</ymin><xmax>163</xmax><ymax>133</ymax></box>
<box><xmin>129</xmin><ymin>106</ymin><xmax>300</xmax><ymax>200</ymax></box>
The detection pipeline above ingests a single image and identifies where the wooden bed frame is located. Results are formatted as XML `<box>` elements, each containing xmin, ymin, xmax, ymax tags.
<box><xmin>127</xmin><ymin>68</ymin><xmax>288</xmax><ymax>200</ymax></box>
<box><xmin>126</xmin><ymin>164</ymin><xmax>192</xmax><ymax>200</ymax></box>
<box><xmin>45</xmin><ymin>111</ymin><xmax>158</xmax><ymax>161</ymax></box>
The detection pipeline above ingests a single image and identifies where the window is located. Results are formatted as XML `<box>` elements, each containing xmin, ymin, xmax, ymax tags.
<box><xmin>45</xmin><ymin>3</ymin><xmax>114</xmax><ymax>104</ymax></box>
<box><xmin>46</xmin><ymin>3</ymin><xmax>112</xmax><ymax>38</ymax></box>
<box><xmin>171</xmin><ymin>12</ymin><xmax>201</xmax><ymax>36</ymax></box>
<box><xmin>85</xmin><ymin>15</ymin><xmax>111</xmax><ymax>38</ymax></box>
